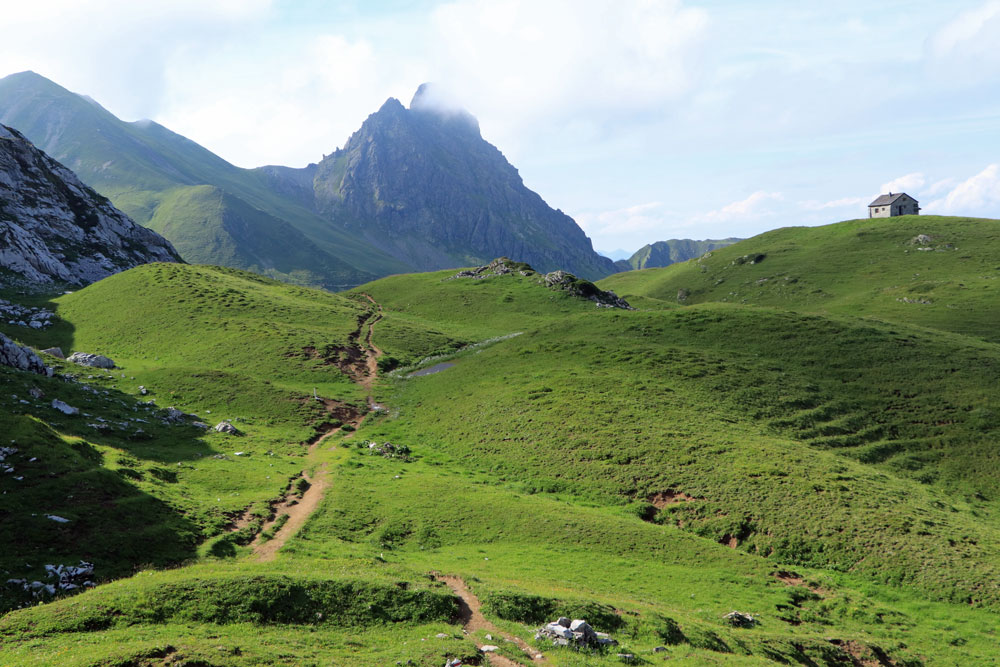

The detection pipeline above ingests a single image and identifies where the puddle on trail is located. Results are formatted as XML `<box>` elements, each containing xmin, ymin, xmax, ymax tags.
<box><xmin>408</xmin><ymin>362</ymin><xmax>456</xmax><ymax>377</ymax></box>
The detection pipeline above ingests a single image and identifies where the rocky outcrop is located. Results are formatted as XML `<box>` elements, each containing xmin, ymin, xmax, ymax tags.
<box><xmin>0</xmin><ymin>333</ymin><xmax>52</xmax><ymax>375</ymax></box>
<box><xmin>0</xmin><ymin>123</ymin><xmax>180</xmax><ymax>286</ymax></box>
<box><xmin>452</xmin><ymin>258</ymin><xmax>633</xmax><ymax>309</ymax></box>
<box><xmin>542</xmin><ymin>270</ymin><xmax>633</xmax><ymax>309</ymax></box>
<box><xmin>313</xmin><ymin>85</ymin><xmax>619</xmax><ymax>281</ymax></box>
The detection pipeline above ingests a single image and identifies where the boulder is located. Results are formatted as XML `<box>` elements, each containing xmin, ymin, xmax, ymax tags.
<box><xmin>67</xmin><ymin>352</ymin><xmax>115</xmax><ymax>369</ymax></box>
<box><xmin>40</xmin><ymin>347</ymin><xmax>64</xmax><ymax>359</ymax></box>
<box><xmin>0</xmin><ymin>334</ymin><xmax>52</xmax><ymax>376</ymax></box>
<box><xmin>51</xmin><ymin>399</ymin><xmax>78</xmax><ymax>415</ymax></box>
<box><xmin>214</xmin><ymin>420</ymin><xmax>239</xmax><ymax>435</ymax></box>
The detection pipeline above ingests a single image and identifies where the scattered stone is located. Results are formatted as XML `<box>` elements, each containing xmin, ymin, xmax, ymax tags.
<box><xmin>435</xmin><ymin>633</ymin><xmax>450</xmax><ymax>639</ymax></box>
<box><xmin>364</xmin><ymin>440</ymin><xmax>412</xmax><ymax>460</ymax></box>
<box><xmin>6</xmin><ymin>561</ymin><xmax>94</xmax><ymax>599</ymax></box>
<box><xmin>909</xmin><ymin>234</ymin><xmax>934</xmax><ymax>245</ymax></box>
<box><xmin>537</xmin><ymin>616</ymin><xmax>614</xmax><ymax>648</ymax></box>
<box><xmin>28</xmin><ymin>386</ymin><xmax>44</xmax><ymax>399</ymax></box>
<box><xmin>67</xmin><ymin>352</ymin><xmax>115</xmax><ymax>369</ymax></box>
<box><xmin>138</xmin><ymin>386</ymin><xmax>148</xmax><ymax>395</ymax></box>
<box><xmin>51</xmin><ymin>399</ymin><xmax>79</xmax><ymax>415</ymax></box>
<box><xmin>723</xmin><ymin>610</ymin><xmax>758</xmax><ymax>628</ymax></box>
<box><xmin>214</xmin><ymin>420</ymin><xmax>240</xmax><ymax>435</ymax></box>
<box><xmin>45</xmin><ymin>515</ymin><xmax>70</xmax><ymax>523</ymax></box>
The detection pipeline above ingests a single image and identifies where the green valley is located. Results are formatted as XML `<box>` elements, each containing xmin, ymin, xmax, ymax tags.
<box><xmin>1</xmin><ymin>217</ymin><xmax>999</xmax><ymax>665</ymax></box>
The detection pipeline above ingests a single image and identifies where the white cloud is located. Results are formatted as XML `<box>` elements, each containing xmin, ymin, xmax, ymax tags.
<box><xmin>813</xmin><ymin>196</ymin><xmax>869</xmax><ymax>210</ymax></box>
<box><xmin>701</xmin><ymin>191</ymin><xmax>783</xmax><ymax>222</ymax></box>
<box><xmin>880</xmin><ymin>173</ymin><xmax>925</xmax><ymax>195</ymax></box>
<box><xmin>930</xmin><ymin>1</ymin><xmax>1000</xmax><ymax>58</ymax></box>
<box><xmin>925</xmin><ymin>164</ymin><xmax>1000</xmax><ymax>215</ymax></box>
<box><xmin>575</xmin><ymin>202</ymin><xmax>671</xmax><ymax>237</ymax></box>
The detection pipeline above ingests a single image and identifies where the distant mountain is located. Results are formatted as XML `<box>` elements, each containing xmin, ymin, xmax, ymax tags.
<box><xmin>0</xmin><ymin>124</ymin><xmax>178</xmax><ymax>285</ymax></box>
<box><xmin>309</xmin><ymin>84</ymin><xmax>618</xmax><ymax>280</ymax></box>
<box><xmin>0</xmin><ymin>73</ymin><xmax>618</xmax><ymax>286</ymax></box>
<box><xmin>0</xmin><ymin>71</ymin><xmax>408</xmax><ymax>290</ymax></box>
<box><xmin>625</xmin><ymin>238</ymin><xmax>741</xmax><ymax>270</ymax></box>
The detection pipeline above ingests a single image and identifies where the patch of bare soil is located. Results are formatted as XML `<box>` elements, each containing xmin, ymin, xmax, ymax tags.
<box><xmin>647</xmin><ymin>490</ymin><xmax>699</xmax><ymax>509</ymax></box>
<box><xmin>249</xmin><ymin>296</ymin><xmax>385</xmax><ymax>561</ymax></box>
<box><xmin>828</xmin><ymin>639</ymin><xmax>898</xmax><ymax>667</ymax></box>
<box><xmin>773</xmin><ymin>570</ymin><xmax>827</xmax><ymax>595</ymax></box>
<box><xmin>433</xmin><ymin>574</ymin><xmax>546</xmax><ymax>665</ymax></box>
<box><xmin>252</xmin><ymin>464</ymin><xmax>329</xmax><ymax>561</ymax></box>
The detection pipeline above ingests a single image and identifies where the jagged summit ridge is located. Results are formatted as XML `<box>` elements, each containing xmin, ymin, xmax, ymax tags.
<box><xmin>313</xmin><ymin>86</ymin><xmax>617</xmax><ymax>280</ymax></box>
<box><xmin>0</xmin><ymin>124</ymin><xmax>179</xmax><ymax>285</ymax></box>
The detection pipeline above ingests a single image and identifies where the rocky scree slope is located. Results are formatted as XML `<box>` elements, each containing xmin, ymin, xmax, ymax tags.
<box><xmin>311</xmin><ymin>84</ymin><xmax>618</xmax><ymax>281</ymax></box>
<box><xmin>0</xmin><ymin>124</ymin><xmax>179</xmax><ymax>285</ymax></box>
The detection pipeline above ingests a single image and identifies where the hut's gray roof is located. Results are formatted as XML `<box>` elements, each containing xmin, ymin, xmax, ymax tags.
<box><xmin>868</xmin><ymin>192</ymin><xmax>914</xmax><ymax>207</ymax></box>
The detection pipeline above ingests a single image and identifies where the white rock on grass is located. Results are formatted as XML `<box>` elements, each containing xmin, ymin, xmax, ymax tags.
<box><xmin>67</xmin><ymin>352</ymin><xmax>115</xmax><ymax>369</ymax></box>
<box><xmin>51</xmin><ymin>399</ymin><xmax>78</xmax><ymax>415</ymax></box>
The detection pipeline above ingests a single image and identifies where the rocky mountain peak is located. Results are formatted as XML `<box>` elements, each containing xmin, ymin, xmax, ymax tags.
<box><xmin>0</xmin><ymin>124</ymin><xmax>180</xmax><ymax>286</ymax></box>
<box><xmin>313</xmin><ymin>88</ymin><xmax>616</xmax><ymax>280</ymax></box>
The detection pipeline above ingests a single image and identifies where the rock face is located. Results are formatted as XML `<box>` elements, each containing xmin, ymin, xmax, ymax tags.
<box><xmin>313</xmin><ymin>84</ymin><xmax>619</xmax><ymax>281</ymax></box>
<box><xmin>0</xmin><ymin>123</ymin><xmax>180</xmax><ymax>286</ymax></box>
<box><xmin>0</xmin><ymin>333</ymin><xmax>52</xmax><ymax>375</ymax></box>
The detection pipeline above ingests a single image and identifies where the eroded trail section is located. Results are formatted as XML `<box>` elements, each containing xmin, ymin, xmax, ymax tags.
<box><xmin>434</xmin><ymin>574</ymin><xmax>546</xmax><ymax>665</ymax></box>
<box><xmin>251</xmin><ymin>296</ymin><xmax>383</xmax><ymax>560</ymax></box>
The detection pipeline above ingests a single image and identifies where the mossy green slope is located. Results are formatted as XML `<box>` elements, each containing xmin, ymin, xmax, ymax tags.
<box><xmin>600</xmin><ymin>215</ymin><xmax>1000</xmax><ymax>342</ymax></box>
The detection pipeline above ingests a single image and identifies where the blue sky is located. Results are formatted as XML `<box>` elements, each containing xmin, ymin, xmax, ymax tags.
<box><xmin>1</xmin><ymin>0</ymin><xmax>1000</xmax><ymax>253</ymax></box>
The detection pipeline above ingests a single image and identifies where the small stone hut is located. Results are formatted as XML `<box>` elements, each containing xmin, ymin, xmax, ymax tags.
<box><xmin>868</xmin><ymin>192</ymin><xmax>919</xmax><ymax>218</ymax></box>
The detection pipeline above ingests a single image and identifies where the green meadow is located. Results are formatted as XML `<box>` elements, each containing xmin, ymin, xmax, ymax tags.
<box><xmin>2</xmin><ymin>216</ymin><xmax>1000</xmax><ymax>665</ymax></box>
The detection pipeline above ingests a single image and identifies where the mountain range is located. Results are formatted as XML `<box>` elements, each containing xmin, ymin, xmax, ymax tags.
<box><xmin>0</xmin><ymin>72</ymin><xmax>621</xmax><ymax>287</ymax></box>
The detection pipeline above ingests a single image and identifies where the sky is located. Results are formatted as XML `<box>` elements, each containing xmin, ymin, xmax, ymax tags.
<box><xmin>2</xmin><ymin>0</ymin><xmax>1000</xmax><ymax>254</ymax></box>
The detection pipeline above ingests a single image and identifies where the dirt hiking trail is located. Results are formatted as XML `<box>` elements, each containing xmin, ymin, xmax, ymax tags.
<box><xmin>251</xmin><ymin>295</ymin><xmax>383</xmax><ymax>560</ymax></box>
<box><xmin>434</xmin><ymin>574</ymin><xmax>546</xmax><ymax>665</ymax></box>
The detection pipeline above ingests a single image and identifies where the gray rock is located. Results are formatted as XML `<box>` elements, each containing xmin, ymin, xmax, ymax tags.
<box><xmin>67</xmin><ymin>352</ymin><xmax>115</xmax><ymax>369</ymax></box>
<box><xmin>569</xmin><ymin>619</ymin><xmax>592</xmax><ymax>634</ymax></box>
<box><xmin>138</xmin><ymin>386</ymin><xmax>148</xmax><ymax>395</ymax></box>
<box><xmin>40</xmin><ymin>347</ymin><xmax>64</xmax><ymax>359</ymax></box>
<box><xmin>214</xmin><ymin>420</ymin><xmax>239</xmax><ymax>435</ymax></box>
<box><xmin>0</xmin><ymin>334</ymin><xmax>52</xmax><ymax>376</ymax></box>
<box><xmin>723</xmin><ymin>610</ymin><xmax>758</xmax><ymax>628</ymax></box>
<box><xmin>653</xmin><ymin>646</ymin><xmax>668</xmax><ymax>652</ymax></box>
<box><xmin>557</xmin><ymin>617</ymin><xmax>571</xmax><ymax>628</ymax></box>
<box><xmin>51</xmin><ymin>399</ymin><xmax>78</xmax><ymax>415</ymax></box>
<box><xmin>480</xmin><ymin>645</ymin><xmax>499</xmax><ymax>652</ymax></box>
<box><xmin>545</xmin><ymin>624</ymin><xmax>574</xmax><ymax>640</ymax></box>
<box><xmin>0</xmin><ymin>124</ymin><xmax>179</xmax><ymax>286</ymax></box>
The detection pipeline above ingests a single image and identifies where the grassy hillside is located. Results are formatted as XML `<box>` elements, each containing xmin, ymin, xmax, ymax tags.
<box><xmin>3</xmin><ymin>234</ymin><xmax>1000</xmax><ymax>664</ymax></box>
<box><xmin>143</xmin><ymin>185</ymin><xmax>370</xmax><ymax>289</ymax></box>
<box><xmin>600</xmin><ymin>215</ymin><xmax>1000</xmax><ymax>342</ymax></box>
